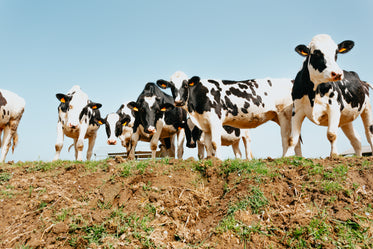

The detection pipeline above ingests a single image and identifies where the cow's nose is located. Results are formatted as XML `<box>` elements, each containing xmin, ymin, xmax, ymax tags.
<box><xmin>69</xmin><ymin>123</ymin><xmax>78</xmax><ymax>129</ymax></box>
<box><xmin>148</xmin><ymin>127</ymin><xmax>156</xmax><ymax>134</ymax></box>
<box><xmin>331</xmin><ymin>72</ymin><xmax>342</xmax><ymax>81</ymax></box>
<box><xmin>107</xmin><ymin>139</ymin><xmax>117</xmax><ymax>145</ymax></box>
<box><xmin>174</xmin><ymin>100</ymin><xmax>184</xmax><ymax>107</ymax></box>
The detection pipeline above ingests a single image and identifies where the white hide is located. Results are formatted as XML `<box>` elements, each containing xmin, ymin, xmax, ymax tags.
<box><xmin>0</xmin><ymin>89</ymin><xmax>25</xmax><ymax>163</ymax></box>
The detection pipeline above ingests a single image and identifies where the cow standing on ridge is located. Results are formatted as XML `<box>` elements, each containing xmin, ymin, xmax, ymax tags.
<box><xmin>103</xmin><ymin>102</ymin><xmax>172</xmax><ymax>157</ymax></box>
<box><xmin>157</xmin><ymin>71</ymin><xmax>301</xmax><ymax>159</ymax></box>
<box><xmin>127</xmin><ymin>83</ymin><xmax>187</xmax><ymax>160</ymax></box>
<box><xmin>0</xmin><ymin>89</ymin><xmax>25</xmax><ymax>163</ymax></box>
<box><xmin>284</xmin><ymin>34</ymin><xmax>373</xmax><ymax>157</ymax></box>
<box><xmin>53</xmin><ymin>85</ymin><xmax>104</xmax><ymax>161</ymax></box>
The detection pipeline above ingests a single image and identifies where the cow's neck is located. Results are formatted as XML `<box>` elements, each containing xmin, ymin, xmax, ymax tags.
<box><xmin>292</xmin><ymin>59</ymin><xmax>316</xmax><ymax>107</ymax></box>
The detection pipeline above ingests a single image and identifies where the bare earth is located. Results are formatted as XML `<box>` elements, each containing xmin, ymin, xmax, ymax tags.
<box><xmin>0</xmin><ymin>156</ymin><xmax>372</xmax><ymax>248</ymax></box>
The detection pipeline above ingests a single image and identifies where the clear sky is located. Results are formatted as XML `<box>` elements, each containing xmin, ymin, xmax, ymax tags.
<box><xmin>0</xmin><ymin>0</ymin><xmax>372</xmax><ymax>162</ymax></box>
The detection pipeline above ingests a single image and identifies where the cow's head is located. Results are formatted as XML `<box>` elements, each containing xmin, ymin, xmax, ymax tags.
<box><xmin>157</xmin><ymin>71</ymin><xmax>189</xmax><ymax>107</ymax></box>
<box><xmin>295</xmin><ymin>34</ymin><xmax>354</xmax><ymax>89</ymax></box>
<box><xmin>56</xmin><ymin>90</ymin><xmax>103</xmax><ymax>129</ymax></box>
<box><xmin>128</xmin><ymin>96</ymin><xmax>174</xmax><ymax>134</ymax></box>
<box><xmin>104</xmin><ymin>112</ymin><xmax>131</xmax><ymax>145</ymax></box>
<box><xmin>80</xmin><ymin>102</ymin><xmax>104</xmax><ymax>126</ymax></box>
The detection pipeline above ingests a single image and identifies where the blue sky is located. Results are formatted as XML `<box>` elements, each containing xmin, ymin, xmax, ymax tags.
<box><xmin>0</xmin><ymin>0</ymin><xmax>372</xmax><ymax>161</ymax></box>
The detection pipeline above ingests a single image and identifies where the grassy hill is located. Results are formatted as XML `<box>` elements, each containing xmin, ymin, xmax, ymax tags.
<box><xmin>0</xmin><ymin>156</ymin><xmax>372</xmax><ymax>248</ymax></box>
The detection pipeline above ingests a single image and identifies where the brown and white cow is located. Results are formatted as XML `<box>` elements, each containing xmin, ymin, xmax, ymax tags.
<box><xmin>284</xmin><ymin>34</ymin><xmax>373</xmax><ymax>157</ymax></box>
<box><xmin>185</xmin><ymin>117</ymin><xmax>252</xmax><ymax>159</ymax></box>
<box><xmin>53</xmin><ymin>85</ymin><xmax>104</xmax><ymax>161</ymax></box>
<box><xmin>0</xmin><ymin>89</ymin><xmax>25</xmax><ymax>163</ymax></box>
<box><xmin>157</xmin><ymin>71</ymin><xmax>301</xmax><ymax>159</ymax></box>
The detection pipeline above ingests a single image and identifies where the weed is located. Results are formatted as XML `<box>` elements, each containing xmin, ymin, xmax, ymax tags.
<box><xmin>0</xmin><ymin>172</ymin><xmax>11</xmax><ymax>184</ymax></box>
<box><xmin>136</xmin><ymin>160</ymin><xmax>149</xmax><ymax>174</ymax></box>
<box><xmin>98</xmin><ymin>200</ymin><xmax>112</xmax><ymax>210</ymax></box>
<box><xmin>193</xmin><ymin>159</ymin><xmax>212</xmax><ymax>176</ymax></box>
<box><xmin>84</xmin><ymin>224</ymin><xmax>107</xmax><ymax>245</ymax></box>
<box><xmin>55</xmin><ymin>208</ymin><xmax>71</xmax><ymax>222</ymax></box>
<box><xmin>228</xmin><ymin>187</ymin><xmax>268</xmax><ymax>215</ymax></box>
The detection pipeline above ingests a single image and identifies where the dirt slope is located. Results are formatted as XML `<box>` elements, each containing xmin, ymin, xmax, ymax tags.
<box><xmin>0</xmin><ymin>156</ymin><xmax>372</xmax><ymax>248</ymax></box>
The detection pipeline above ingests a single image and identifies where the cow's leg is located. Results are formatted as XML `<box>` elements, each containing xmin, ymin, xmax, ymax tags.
<box><xmin>203</xmin><ymin>132</ymin><xmax>214</xmax><ymax>158</ymax></box>
<box><xmin>241</xmin><ymin>129</ymin><xmax>252</xmax><ymax>160</ymax></box>
<box><xmin>0</xmin><ymin>126</ymin><xmax>13</xmax><ymax>163</ymax></box>
<box><xmin>149</xmin><ymin>121</ymin><xmax>163</xmax><ymax>159</ymax></box>
<box><xmin>176</xmin><ymin>129</ymin><xmax>185</xmax><ymax>159</ymax></box>
<box><xmin>128</xmin><ymin>130</ymin><xmax>140</xmax><ymax>160</ymax></box>
<box><xmin>53</xmin><ymin>122</ymin><xmax>64</xmax><ymax>161</ymax></box>
<box><xmin>168</xmin><ymin>136</ymin><xmax>176</xmax><ymax>158</ymax></box>
<box><xmin>284</xmin><ymin>107</ymin><xmax>306</xmax><ymax>157</ymax></box>
<box><xmin>278</xmin><ymin>107</ymin><xmax>302</xmax><ymax>157</ymax></box>
<box><xmin>76</xmin><ymin>124</ymin><xmax>88</xmax><ymax>161</ymax></box>
<box><xmin>360</xmin><ymin>104</ymin><xmax>373</xmax><ymax>153</ymax></box>
<box><xmin>340</xmin><ymin>122</ymin><xmax>362</xmax><ymax>156</ymax></box>
<box><xmin>209</xmin><ymin>121</ymin><xmax>223</xmax><ymax>159</ymax></box>
<box><xmin>231</xmin><ymin>140</ymin><xmax>242</xmax><ymax>159</ymax></box>
<box><xmin>86</xmin><ymin>133</ymin><xmax>97</xmax><ymax>160</ymax></box>
<box><xmin>327</xmin><ymin>105</ymin><xmax>341</xmax><ymax>157</ymax></box>
<box><xmin>197</xmin><ymin>141</ymin><xmax>205</xmax><ymax>159</ymax></box>
<box><xmin>73</xmin><ymin>138</ymin><xmax>78</xmax><ymax>159</ymax></box>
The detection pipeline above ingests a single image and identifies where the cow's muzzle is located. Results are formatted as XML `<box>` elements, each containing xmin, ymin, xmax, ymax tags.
<box><xmin>174</xmin><ymin>100</ymin><xmax>184</xmax><ymax>107</ymax></box>
<box><xmin>331</xmin><ymin>71</ymin><xmax>342</xmax><ymax>81</ymax></box>
<box><xmin>107</xmin><ymin>139</ymin><xmax>117</xmax><ymax>145</ymax></box>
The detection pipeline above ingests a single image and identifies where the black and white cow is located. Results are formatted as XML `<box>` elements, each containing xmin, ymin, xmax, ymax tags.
<box><xmin>103</xmin><ymin>102</ymin><xmax>172</xmax><ymax>156</ymax></box>
<box><xmin>54</xmin><ymin>85</ymin><xmax>104</xmax><ymax>161</ymax></box>
<box><xmin>185</xmin><ymin>118</ymin><xmax>252</xmax><ymax>159</ymax></box>
<box><xmin>284</xmin><ymin>34</ymin><xmax>373</xmax><ymax>157</ymax></box>
<box><xmin>104</xmin><ymin>102</ymin><xmax>132</xmax><ymax>148</ymax></box>
<box><xmin>127</xmin><ymin>82</ymin><xmax>187</xmax><ymax>160</ymax></box>
<box><xmin>157</xmin><ymin>71</ymin><xmax>301</xmax><ymax>159</ymax></box>
<box><xmin>0</xmin><ymin>89</ymin><xmax>25</xmax><ymax>163</ymax></box>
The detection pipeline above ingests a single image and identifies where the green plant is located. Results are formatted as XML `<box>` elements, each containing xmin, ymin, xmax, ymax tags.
<box><xmin>0</xmin><ymin>172</ymin><xmax>11</xmax><ymax>184</ymax></box>
<box><xmin>228</xmin><ymin>187</ymin><xmax>268</xmax><ymax>215</ymax></box>
<box><xmin>84</xmin><ymin>224</ymin><xmax>107</xmax><ymax>245</ymax></box>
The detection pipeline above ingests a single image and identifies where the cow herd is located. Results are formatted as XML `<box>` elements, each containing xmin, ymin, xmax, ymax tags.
<box><xmin>0</xmin><ymin>34</ymin><xmax>372</xmax><ymax>162</ymax></box>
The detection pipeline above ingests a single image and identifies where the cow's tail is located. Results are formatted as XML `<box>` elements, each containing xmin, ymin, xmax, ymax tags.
<box><xmin>12</xmin><ymin>132</ymin><xmax>19</xmax><ymax>153</ymax></box>
<box><xmin>68</xmin><ymin>143</ymin><xmax>74</xmax><ymax>152</ymax></box>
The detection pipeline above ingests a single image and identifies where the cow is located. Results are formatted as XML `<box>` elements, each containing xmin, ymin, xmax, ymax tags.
<box><xmin>156</xmin><ymin>71</ymin><xmax>302</xmax><ymax>159</ymax></box>
<box><xmin>53</xmin><ymin>85</ymin><xmax>104</xmax><ymax>161</ymax></box>
<box><xmin>127</xmin><ymin>82</ymin><xmax>187</xmax><ymax>160</ymax></box>
<box><xmin>103</xmin><ymin>102</ymin><xmax>173</xmax><ymax>157</ymax></box>
<box><xmin>104</xmin><ymin>102</ymin><xmax>132</xmax><ymax>148</ymax></box>
<box><xmin>284</xmin><ymin>34</ymin><xmax>373</xmax><ymax>157</ymax></box>
<box><xmin>0</xmin><ymin>89</ymin><xmax>25</xmax><ymax>163</ymax></box>
<box><xmin>185</xmin><ymin>117</ymin><xmax>252</xmax><ymax>159</ymax></box>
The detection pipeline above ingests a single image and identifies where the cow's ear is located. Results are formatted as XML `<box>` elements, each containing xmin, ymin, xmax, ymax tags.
<box><xmin>121</xmin><ymin>115</ymin><xmax>131</xmax><ymax>126</ymax></box>
<box><xmin>295</xmin><ymin>45</ymin><xmax>309</xmax><ymax>57</ymax></box>
<box><xmin>56</xmin><ymin>93</ymin><xmax>69</xmax><ymax>103</ymax></box>
<box><xmin>188</xmin><ymin>76</ymin><xmax>200</xmax><ymax>87</ymax></box>
<box><xmin>96</xmin><ymin>118</ymin><xmax>105</xmax><ymax>125</ymax></box>
<box><xmin>156</xmin><ymin>79</ymin><xmax>170</xmax><ymax>89</ymax></box>
<box><xmin>338</xmin><ymin>40</ymin><xmax>354</xmax><ymax>54</ymax></box>
<box><xmin>89</xmin><ymin>102</ymin><xmax>102</xmax><ymax>109</ymax></box>
<box><xmin>127</xmin><ymin>101</ymin><xmax>139</xmax><ymax>112</ymax></box>
<box><xmin>160</xmin><ymin>103</ymin><xmax>175</xmax><ymax>112</ymax></box>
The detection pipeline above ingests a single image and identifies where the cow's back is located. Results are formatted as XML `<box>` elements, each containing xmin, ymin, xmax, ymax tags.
<box><xmin>0</xmin><ymin>89</ymin><xmax>25</xmax><ymax>126</ymax></box>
